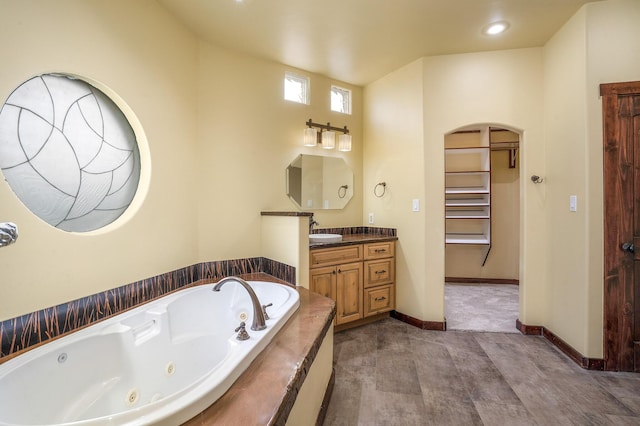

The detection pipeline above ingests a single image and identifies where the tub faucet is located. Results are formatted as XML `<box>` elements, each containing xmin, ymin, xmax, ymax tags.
<box><xmin>213</xmin><ymin>276</ymin><xmax>267</xmax><ymax>331</ymax></box>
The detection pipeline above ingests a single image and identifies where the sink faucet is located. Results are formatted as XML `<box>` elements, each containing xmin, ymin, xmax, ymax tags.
<box><xmin>213</xmin><ymin>276</ymin><xmax>267</xmax><ymax>331</ymax></box>
<box><xmin>309</xmin><ymin>217</ymin><xmax>319</xmax><ymax>233</ymax></box>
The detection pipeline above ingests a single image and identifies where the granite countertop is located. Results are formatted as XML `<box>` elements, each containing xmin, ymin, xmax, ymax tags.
<box><xmin>182</xmin><ymin>285</ymin><xmax>336</xmax><ymax>425</ymax></box>
<box><xmin>309</xmin><ymin>233</ymin><xmax>398</xmax><ymax>249</ymax></box>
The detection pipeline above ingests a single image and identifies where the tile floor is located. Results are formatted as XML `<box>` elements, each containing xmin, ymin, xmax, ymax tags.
<box><xmin>323</xmin><ymin>318</ymin><xmax>640</xmax><ymax>425</ymax></box>
<box><xmin>445</xmin><ymin>283</ymin><xmax>519</xmax><ymax>333</ymax></box>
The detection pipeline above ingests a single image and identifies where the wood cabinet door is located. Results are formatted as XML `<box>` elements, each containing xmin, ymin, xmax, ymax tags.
<box><xmin>336</xmin><ymin>262</ymin><xmax>363</xmax><ymax>325</ymax></box>
<box><xmin>309</xmin><ymin>266</ymin><xmax>336</xmax><ymax>300</ymax></box>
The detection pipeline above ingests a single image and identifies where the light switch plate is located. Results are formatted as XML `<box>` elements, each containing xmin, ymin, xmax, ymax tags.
<box><xmin>569</xmin><ymin>195</ymin><xmax>577</xmax><ymax>212</ymax></box>
<box><xmin>368</xmin><ymin>213</ymin><xmax>374</xmax><ymax>224</ymax></box>
<box><xmin>412</xmin><ymin>199</ymin><xmax>420</xmax><ymax>212</ymax></box>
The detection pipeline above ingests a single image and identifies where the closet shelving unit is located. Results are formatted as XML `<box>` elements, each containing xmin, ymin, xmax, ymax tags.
<box><xmin>445</xmin><ymin>128</ymin><xmax>492</xmax><ymax>265</ymax></box>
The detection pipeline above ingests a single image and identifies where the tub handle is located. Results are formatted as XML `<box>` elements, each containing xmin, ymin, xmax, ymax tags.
<box><xmin>262</xmin><ymin>303</ymin><xmax>273</xmax><ymax>320</ymax></box>
<box><xmin>235</xmin><ymin>322</ymin><xmax>250</xmax><ymax>341</ymax></box>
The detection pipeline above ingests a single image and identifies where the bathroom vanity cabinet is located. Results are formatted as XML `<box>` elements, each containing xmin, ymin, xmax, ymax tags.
<box><xmin>310</xmin><ymin>241</ymin><xmax>395</xmax><ymax>329</ymax></box>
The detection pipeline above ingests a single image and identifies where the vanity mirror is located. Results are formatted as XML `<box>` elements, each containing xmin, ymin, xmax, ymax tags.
<box><xmin>286</xmin><ymin>154</ymin><xmax>353</xmax><ymax>209</ymax></box>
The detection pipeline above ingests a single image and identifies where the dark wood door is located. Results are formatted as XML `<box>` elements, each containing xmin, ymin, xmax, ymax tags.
<box><xmin>602</xmin><ymin>81</ymin><xmax>640</xmax><ymax>372</ymax></box>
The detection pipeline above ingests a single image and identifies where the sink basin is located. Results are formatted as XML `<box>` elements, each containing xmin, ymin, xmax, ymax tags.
<box><xmin>309</xmin><ymin>233</ymin><xmax>343</xmax><ymax>244</ymax></box>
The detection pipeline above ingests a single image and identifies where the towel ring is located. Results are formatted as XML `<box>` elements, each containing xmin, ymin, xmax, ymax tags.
<box><xmin>374</xmin><ymin>182</ymin><xmax>387</xmax><ymax>198</ymax></box>
<box><xmin>338</xmin><ymin>185</ymin><xmax>348</xmax><ymax>199</ymax></box>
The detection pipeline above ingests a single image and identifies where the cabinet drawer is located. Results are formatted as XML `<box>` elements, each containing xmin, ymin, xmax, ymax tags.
<box><xmin>310</xmin><ymin>245</ymin><xmax>362</xmax><ymax>268</ymax></box>
<box><xmin>364</xmin><ymin>285</ymin><xmax>395</xmax><ymax>317</ymax></box>
<box><xmin>364</xmin><ymin>241</ymin><xmax>395</xmax><ymax>260</ymax></box>
<box><xmin>364</xmin><ymin>259</ymin><xmax>395</xmax><ymax>288</ymax></box>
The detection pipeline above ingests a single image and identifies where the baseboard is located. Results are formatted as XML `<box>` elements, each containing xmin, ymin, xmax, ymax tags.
<box><xmin>446</xmin><ymin>277</ymin><xmax>519</xmax><ymax>285</ymax></box>
<box><xmin>315</xmin><ymin>368</ymin><xmax>335</xmax><ymax>426</ymax></box>
<box><xmin>334</xmin><ymin>312</ymin><xmax>390</xmax><ymax>332</ymax></box>
<box><xmin>516</xmin><ymin>319</ymin><xmax>542</xmax><ymax>335</ymax></box>
<box><xmin>516</xmin><ymin>319</ymin><xmax>604</xmax><ymax>371</ymax></box>
<box><xmin>391</xmin><ymin>310</ymin><xmax>446</xmax><ymax>331</ymax></box>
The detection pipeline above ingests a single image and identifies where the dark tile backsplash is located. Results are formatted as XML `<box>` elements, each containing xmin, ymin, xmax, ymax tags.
<box><xmin>311</xmin><ymin>226</ymin><xmax>397</xmax><ymax>237</ymax></box>
<box><xmin>0</xmin><ymin>257</ymin><xmax>295</xmax><ymax>360</ymax></box>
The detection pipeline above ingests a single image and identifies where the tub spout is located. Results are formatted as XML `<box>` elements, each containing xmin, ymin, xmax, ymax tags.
<box><xmin>213</xmin><ymin>277</ymin><xmax>267</xmax><ymax>331</ymax></box>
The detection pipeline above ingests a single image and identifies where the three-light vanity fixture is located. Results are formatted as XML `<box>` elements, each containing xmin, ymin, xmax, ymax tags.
<box><xmin>303</xmin><ymin>118</ymin><xmax>352</xmax><ymax>152</ymax></box>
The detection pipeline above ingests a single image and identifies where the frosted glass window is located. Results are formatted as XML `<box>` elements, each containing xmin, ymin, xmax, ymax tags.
<box><xmin>0</xmin><ymin>74</ymin><xmax>141</xmax><ymax>232</ymax></box>
<box><xmin>331</xmin><ymin>85</ymin><xmax>351</xmax><ymax>114</ymax></box>
<box><xmin>284</xmin><ymin>72</ymin><xmax>310</xmax><ymax>105</ymax></box>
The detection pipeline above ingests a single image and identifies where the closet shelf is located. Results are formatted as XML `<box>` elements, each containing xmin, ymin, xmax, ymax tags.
<box><xmin>444</xmin><ymin>127</ymin><xmax>492</xmax><ymax>265</ymax></box>
<box><xmin>445</xmin><ymin>186</ymin><xmax>489</xmax><ymax>194</ymax></box>
<box><xmin>445</xmin><ymin>233</ymin><xmax>491</xmax><ymax>244</ymax></box>
<box><xmin>445</xmin><ymin>207</ymin><xmax>490</xmax><ymax>219</ymax></box>
<box><xmin>445</xmin><ymin>195</ymin><xmax>490</xmax><ymax>207</ymax></box>
<box><xmin>445</xmin><ymin>147</ymin><xmax>490</xmax><ymax>154</ymax></box>
<box><xmin>445</xmin><ymin>171</ymin><xmax>490</xmax><ymax>174</ymax></box>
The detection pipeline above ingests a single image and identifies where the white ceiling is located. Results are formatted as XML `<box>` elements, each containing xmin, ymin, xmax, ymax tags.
<box><xmin>157</xmin><ymin>0</ymin><xmax>599</xmax><ymax>86</ymax></box>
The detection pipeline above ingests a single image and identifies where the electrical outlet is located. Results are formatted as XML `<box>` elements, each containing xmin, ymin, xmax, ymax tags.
<box><xmin>368</xmin><ymin>213</ymin><xmax>374</xmax><ymax>224</ymax></box>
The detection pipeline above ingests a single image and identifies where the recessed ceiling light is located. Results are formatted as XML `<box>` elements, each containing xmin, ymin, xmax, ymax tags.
<box><xmin>483</xmin><ymin>21</ymin><xmax>510</xmax><ymax>36</ymax></box>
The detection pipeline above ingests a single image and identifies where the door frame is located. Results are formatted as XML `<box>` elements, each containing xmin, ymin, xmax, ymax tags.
<box><xmin>601</xmin><ymin>80</ymin><xmax>640</xmax><ymax>371</ymax></box>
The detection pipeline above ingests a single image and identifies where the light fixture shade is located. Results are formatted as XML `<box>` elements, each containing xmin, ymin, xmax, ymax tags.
<box><xmin>338</xmin><ymin>134</ymin><xmax>352</xmax><ymax>152</ymax></box>
<box><xmin>322</xmin><ymin>130</ymin><xmax>335</xmax><ymax>149</ymax></box>
<box><xmin>304</xmin><ymin>127</ymin><xmax>317</xmax><ymax>146</ymax></box>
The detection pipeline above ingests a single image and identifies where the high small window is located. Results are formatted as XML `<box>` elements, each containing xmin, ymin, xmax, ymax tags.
<box><xmin>284</xmin><ymin>72</ymin><xmax>310</xmax><ymax>105</ymax></box>
<box><xmin>331</xmin><ymin>85</ymin><xmax>351</xmax><ymax>114</ymax></box>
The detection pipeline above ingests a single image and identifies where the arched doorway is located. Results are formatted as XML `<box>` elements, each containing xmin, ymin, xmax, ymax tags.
<box><xmin>444</xmin><ymin>124</ymin><xmax>521</xmax><ymax>332</ymax></box>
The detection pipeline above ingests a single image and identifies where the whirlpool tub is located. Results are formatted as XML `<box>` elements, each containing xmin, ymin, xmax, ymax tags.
<box><xmin>0</xmin><ymin>279</ymin><xmax>300</xmax><ymax>426</ymax></box>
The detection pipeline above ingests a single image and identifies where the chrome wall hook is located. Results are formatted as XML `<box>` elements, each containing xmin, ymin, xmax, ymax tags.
<box><xmin>0</xmin><ymin>222</ymin><xmax>18</xmax><ymax>247</ymax></box>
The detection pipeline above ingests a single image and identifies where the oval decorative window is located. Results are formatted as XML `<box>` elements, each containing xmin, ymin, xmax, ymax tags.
<box><xmin>0</xmin><ymin>74</ymin><xmax>141</xmax><ymax>232</ymax></box>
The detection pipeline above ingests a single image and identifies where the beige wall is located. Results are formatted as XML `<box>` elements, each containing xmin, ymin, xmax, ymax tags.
<box><xmin>422</xmin><ymin>48</ymin><xmax>547</xmax><ymax>328</ymax></box>
<box><xmin>0</xmin><ymin>0</ymin><xmax>363</xmax><ymax>321</ymax></box>
<box><xmin>542</xmin><ymin>0</ymin><xmax>640</xmax><ymax>358</ymax></box>
<box><xmin>543</xmin><ymin>6</ymin><xmax>591</xmax><ymax>356</ymax></box>
<box><xmin>363</xmin><ymin>0</ymin><xmax>640</xmax><ymax>359</ymax></box>
<box><xmin>0</xmin><ymin>0</ymin><xmax>200</xmax><ymax>320</ymax></box>
<box><xmin>195</xmin><ymin>41</ymin><xmax>363</xmax><ymax>263</ymax></box>
<box><xmin>363</xmin><ymin>60</ymin><xmax>429</xmax><ymax>320</ymax></box>
<box><xmin>364</xmin><ymin>49</ymin><xmax>544</xmax><ymax>323</ymax></box>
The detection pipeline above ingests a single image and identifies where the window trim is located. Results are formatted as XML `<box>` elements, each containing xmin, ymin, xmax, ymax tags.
<box><xmin>284</xmin><ymin>72</ymin><xmax>310</xmax><ymax>105</ymax></box>
<box><xmin>330</xmin><ymin>85</ymin><xmax>351</xmax><ymax>115</ymax></box>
